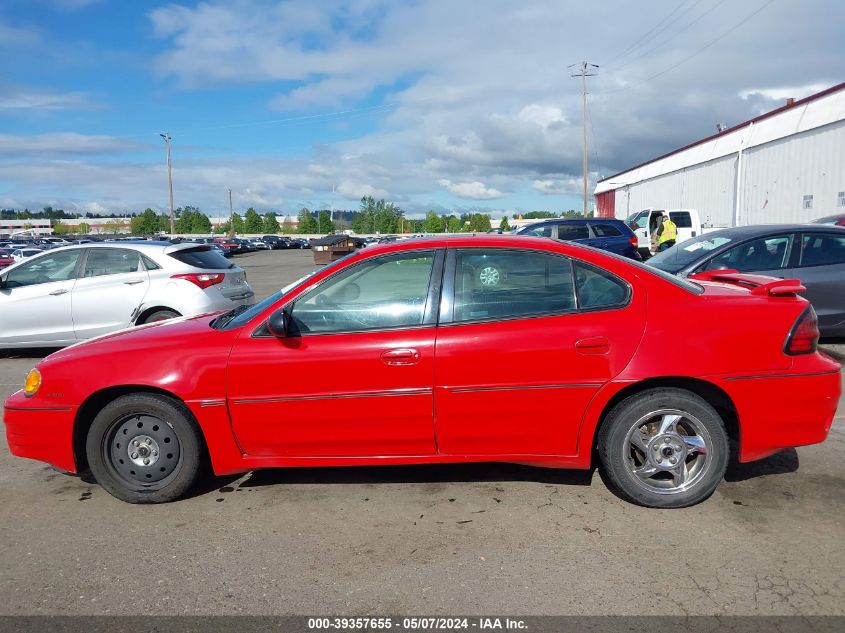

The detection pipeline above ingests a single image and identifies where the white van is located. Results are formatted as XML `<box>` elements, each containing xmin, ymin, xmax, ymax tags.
<box><xmin>624</xmin><ymin>208</ymin><xmax>702</xmax><ymax>258</ymax></box>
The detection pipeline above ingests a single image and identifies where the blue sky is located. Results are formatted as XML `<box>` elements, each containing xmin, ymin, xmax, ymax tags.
<box><xmin>1</xmin><ymin>0</ymin><xmax>843</xmax><ymax>217</ymax></box>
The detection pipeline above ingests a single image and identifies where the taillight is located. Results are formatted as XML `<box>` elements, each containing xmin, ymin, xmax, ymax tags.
<box><xmin>784</xmin><ymin>306</ymin><xmax>820</xmax><ymax>355</ymax></box>
<box><xmin>171</xmin><ymin>273</ymin><xmax>225</xmax><ymax>289</ymax></box>
<box><xmin>629</xmin><ymin>236</ymin><xmax>638</xmax><ymax>249</ymax></box>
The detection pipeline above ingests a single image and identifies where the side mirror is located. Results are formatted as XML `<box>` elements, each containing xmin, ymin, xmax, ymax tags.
<box><xmin>266</xmin><ymin>309</ymin><xmax>289</xmax><ymax>337</ymax></box>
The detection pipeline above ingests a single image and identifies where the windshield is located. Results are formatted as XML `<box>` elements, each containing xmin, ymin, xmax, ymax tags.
<box><xmin>647</xmin><ymin>233</ymin><xmax>735</xmax><ymax>273</ymax></box>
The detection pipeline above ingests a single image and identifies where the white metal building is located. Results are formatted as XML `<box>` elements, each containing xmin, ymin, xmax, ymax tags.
<box><xmin>594</xmin><ymin>82</ymin><xmax>845</xmax><ymax>227</ymax></box>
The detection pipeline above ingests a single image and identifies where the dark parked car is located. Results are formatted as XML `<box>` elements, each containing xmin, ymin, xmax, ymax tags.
<box><xmin>290</xmin><ymin>238</ymin><xmax>310</xmax><ymax>249</ymax></box>
<box><xmin>811</xmin><ymin>213</ymin><xmax>845</xmax><ymax>227</ymax></box>
<box><xmin>648</xmin><ymin>224</ymin><xmax>845</xmax><ymax>337</ymax></box>
<box><xmin>261</xmin><ymin>235</ymin><xmax>292</xmax><ymax>249</ymax></box>
<box><xmin>514</xmin><ymin>219</ymin><xmax>641</xmax><ymax>260</ymax></box>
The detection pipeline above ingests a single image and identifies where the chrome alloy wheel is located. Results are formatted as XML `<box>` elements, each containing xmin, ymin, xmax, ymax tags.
<box><xmin>623</xmin><ymin>408</ymin><xmax>713</xmax><ymax>495</ymax></box>
<box><xmin>103</xmin><ymin>414</ymin><xmax>182</xmax><ymax>486</ymax></box>
<box><xmin>478</xmin><ymin>266</ymin><xmax>501</xmax><ymax>286</ymax></box>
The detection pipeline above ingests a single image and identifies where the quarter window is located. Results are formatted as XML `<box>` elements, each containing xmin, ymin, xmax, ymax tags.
<box><xmin>453</xmin><ymin>249</ymin><xmax>576</xmax><ymax>322</ymax></box>
<box><xmin>800</xmin><ymin>233</ymin><xmax>845</xmax><ymax>267</ymax></box>
<box><xmin>574</xmin><ymin>262</ymin><xmax>629</xmax><ymax>309</ymax></box>
<box><xmin>291</xmin><ymin>251</ymin><xmax>435</xmax><ymax>334</ymax></box>
<box><xmin>4</xmin><ymin>250</ymin><xmax>82</xmax><ymax>288</ymax></box>
<box><xmin>83</xmin><ymin>249</ymin><xmax>143</xmax><ymax>277</ymax></box>
<box><xmin>591</xmin><ymin>223</ymin><xmax>623</xmax><ymax>237</ymax></box>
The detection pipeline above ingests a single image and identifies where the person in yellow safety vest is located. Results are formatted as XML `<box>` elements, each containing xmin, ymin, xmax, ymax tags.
<box><xmin>656</xmin><ymin>213</ymin><xmax>678</xmax><ymax>252</ymax></box>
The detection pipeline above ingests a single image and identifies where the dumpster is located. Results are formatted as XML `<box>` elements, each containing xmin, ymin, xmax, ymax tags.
<box><xmin>310</xmin><ymin>234</ymin><xmax>367</xmax><ymax>264</ymax></box>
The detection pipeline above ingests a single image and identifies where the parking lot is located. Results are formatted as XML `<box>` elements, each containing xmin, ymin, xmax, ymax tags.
<box><xmin>1</xmin><ymin>248</ymin><xmax>843</xmax><ymax>616</ymax></box>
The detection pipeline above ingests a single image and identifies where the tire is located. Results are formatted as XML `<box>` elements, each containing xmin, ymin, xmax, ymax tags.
<box><xmin>85</xmin><ymin>393</ymin><xmax>204</xmax><ymax>503</ymax></box>
<box><xmin>598</xmin><ymin>388</ymin><xmax>729</xmax><ymax>508</ymax></box>
<box><xmin>139</xmin><ymin>309</ymin><xmax>180</xmax><ymax>324</ymax></box>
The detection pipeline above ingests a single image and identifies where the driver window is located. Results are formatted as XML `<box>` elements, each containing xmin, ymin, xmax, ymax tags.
<box><xmin>704</xmin><ymin>235</ymin><xmax>792</xmax><ymax>272</ymax></box>
<box><xmin>4</xmin><ymin>250</ymin><xmax>83</xmax><ymax>288</ymax></box>
<box><xmin>291</xmin><ymin>251</ymin><xmax>435</xmax><ymax>334</ymax></box>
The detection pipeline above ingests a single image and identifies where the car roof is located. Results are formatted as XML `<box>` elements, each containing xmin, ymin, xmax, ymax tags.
<box><xmin>524</xmin><ymin>217</ymin><xmax>624</xmax><ymax>224</ymax></box>
<box><xmin>696</xmin><ymin>224</ymin><xmax>845</xmax><ymax>238</ymax></box>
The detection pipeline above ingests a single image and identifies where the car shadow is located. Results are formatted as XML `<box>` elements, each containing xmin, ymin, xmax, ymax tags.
<box><xmin>723</xmin><ymin>448</ymin><xmax>799</xmax><ymax>482</ymax></box>
<box><xmin>198</xmin><ymin>462</ymin><xmax>596</xmax><ymax>496</ymax></box>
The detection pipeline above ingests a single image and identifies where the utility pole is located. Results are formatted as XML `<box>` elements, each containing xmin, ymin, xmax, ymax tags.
<box><xmin>569</xmin><ymin>62</ymin><xmax>598</xmax><ymax>216</ymax></box>
<box><xmin>227</xmin><ymin>187</ymin><xmax>234</xmax><ymax>237</ymax></box>
<box><xmin>160</xmin><ymin>133</ymin><xmax>175</xmax><ymax>235</ymax></box>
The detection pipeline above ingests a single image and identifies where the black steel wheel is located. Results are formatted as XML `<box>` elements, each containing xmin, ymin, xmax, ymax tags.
<box><xmin>86</xmin><ymin>393</ymin><xmax>203</xmax><ymax>503</ymax></box>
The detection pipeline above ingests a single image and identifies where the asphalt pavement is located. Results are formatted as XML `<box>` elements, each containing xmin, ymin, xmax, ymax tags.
<box><xmin>0</xmin><ymin>249</ymin><xmax>843</xmax><ymax>616</ymax></box>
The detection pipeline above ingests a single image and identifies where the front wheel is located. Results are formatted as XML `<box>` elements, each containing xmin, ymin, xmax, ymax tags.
<box><xmin>139</xmin><ymin>309</ymin><xmax>180</xmax><ymax>324</ymax></box>
<box><xmin>85</xmin><ymin>394</ymin><xmax>204</xmax><ymax>503</ymax></box>
<box><xmin>598</xmin><ymin>388</ymin><xmax>729</xmax><ymax>508</ymax></box>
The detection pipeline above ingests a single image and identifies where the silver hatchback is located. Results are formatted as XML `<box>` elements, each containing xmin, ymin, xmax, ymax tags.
<box><xmin>0</xmin><ymin>241</ymin><xmax>254</xmax><ymax>348</ymax></box>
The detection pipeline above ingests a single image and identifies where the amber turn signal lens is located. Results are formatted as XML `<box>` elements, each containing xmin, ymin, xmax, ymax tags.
<box><xmin>24</xmin><ymin>368</ymin><xmax>41</xmax><ymax>397</ymax></box>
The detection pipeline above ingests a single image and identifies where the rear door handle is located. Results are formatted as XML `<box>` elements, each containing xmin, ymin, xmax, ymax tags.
<box><xmin>49</xmin><ymin>289</ymin><xmax>69</xmax><ymax>296</ymax></box>
<box><xmin>575</xmin><ymin>336</ymin><xmax>610</xmax><ymax>354</ymax></box>
<box><xmin>124</xmin><ymin>279</ymin><xmax>145</xmax><ymax>285</ymax></box>
<box><xmin>381</xmin><ymin>348</ymin><xmax>421</xmax><ymax>366</ymax></box>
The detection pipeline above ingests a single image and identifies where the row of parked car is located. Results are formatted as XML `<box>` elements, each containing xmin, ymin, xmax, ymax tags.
<box><xmin>499</xmin><ymin>213</ymin><xmax>845</xmax><ymax>337</ymax></box>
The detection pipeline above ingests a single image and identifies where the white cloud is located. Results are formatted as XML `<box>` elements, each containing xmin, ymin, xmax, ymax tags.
<box><xmin>532</xmin><ymin>178</ymin><xmax>582</xmax><ymax>195</ymax></box>
<box><xmin>336</xmin><ymin>180</ymin><xmax>388</xmax><ymax>200</ymax></box>
<box><xmin>0</xmin><ymin>132</ymin><xmax>139</xmax><ymax>155</ymax></box>
<box><xmin>0</xmin><ymin>89</ymin><xmax>98</xmax><ymax>111</ymax></box>
<box><xmin>439</xmin><ymin>179</ymin><xmax>504</xmax><ymax>200</ymax></box>
<box><xmin>738</xmin><ymin>83</ymin><xmax>832</xmax><ymax>102</ymax></box>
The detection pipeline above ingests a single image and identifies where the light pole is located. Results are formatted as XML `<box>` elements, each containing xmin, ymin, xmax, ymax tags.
<box><xmin>160</xmin><ymin>133</ymin><xmax>174</xmax><ymax>235</ymax></box>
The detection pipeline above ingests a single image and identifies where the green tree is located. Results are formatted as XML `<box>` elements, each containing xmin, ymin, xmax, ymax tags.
<box><xmin>214</xmin><ymin>221</ymin><xmax>230</xmax><ymax>235</ymax></box>
<box><xmin>316</xmin><ymin>210</ymin><xmax>335</xmax><ymax>234</ymax></box>
<box><xmin>190</xmin><ymin>212</ymin><xmax>212</xmax><ymax>234</ymax></box>
<box><xmin>103</xmin><ymin>219</ymin><xmax>125</xmax><ymax>234</ymax></box>
<box><xmin>77</xmin><ymin>222</ymin><xmax>90</xmax><ymax>235</ymax></box>
<box><xmin>51</xmin><ymin>218</ymin><xmax>69</xmax><ymax>235</ymax></box>
<box><xmin>244</xmin><ymin>208</ymin><xmax>263</xmax><ymax>233</ymax></box>
<box><xmin>466</xmin><ymin>213</ymin><xmax>492</xmax><ymax>232</ymax></box>
<box><xmin>446</xmin><ymin>215</ymin><xmax>462</xmax><ymax>233</ymax></box>
<box><xmin>297</xmin><ymin>207</ymin><xmax>318</xmax><ymax>234</ymax></box>
<box><xmin>131</xmin><ymin>208</ymin><xmax>161</xmax><ymax>235</ymax></box>
<box><xmin>499</xmin><ymin>216</ymin><xmax>511</xmax><ymax>232</ymax></box>
<box><xmin>422</xmin><ymin>211</ymin><xmax>444</xmax><ymax>233</ymax></box>
<box><xmin>231</xmin><ymin>213</ymin><xmax>245</xmax><ymax>235</ymax></box>
<box><xmin>263</xmin><ymin>212</ymin><xmax>281</xmax><ymax>234</ymax></box>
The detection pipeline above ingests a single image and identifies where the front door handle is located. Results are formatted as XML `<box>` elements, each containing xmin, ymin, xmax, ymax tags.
<box><xmin>381</xmin><ymin>348</ymin><xmax>421</xmax><ymax>366</ymax></box>
<box><xmin>575</xmin><ymin>336</ymin><xmax>610</xmax><ymax>355</ymax></box>
<box><xmin>124</xmin><ymin>279</ymin><xmax>145</xmax><ymax>285</ymax></box>
<box><xmin>49</xmin><ymin>288</ymin><xmax>69</xmax><ymax>296</ymax></box>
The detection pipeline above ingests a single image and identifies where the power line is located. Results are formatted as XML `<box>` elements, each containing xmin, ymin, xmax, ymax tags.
<box><xmin>602</xmin><ymin>0</ymin><xmax>695</xmax><ymax>67</ymax></box>
<box><xmin>594</xmin><ymin>0</ymin><xmax>777</xmax><ymax>96</ymax></box>
<box><xmin>606</xmin><ymin>0</ymin><xmax>728</xmax><ymax>74</ymax></box>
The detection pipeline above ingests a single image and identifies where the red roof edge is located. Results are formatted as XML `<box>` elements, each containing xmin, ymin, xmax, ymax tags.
<box><xmin>597</xmin><ymin>81</ymin><xmax>845</xmax><ymax>187</ymax></box>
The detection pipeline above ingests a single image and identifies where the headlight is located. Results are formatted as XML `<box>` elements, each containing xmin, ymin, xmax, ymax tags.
<box><xmin>24</xmin><ymin>368</ymin><xmax>41</xmax><ymax>397</ymax></box>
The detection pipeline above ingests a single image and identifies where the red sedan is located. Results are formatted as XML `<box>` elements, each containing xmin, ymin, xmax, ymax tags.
<box><xmin>0</xmin><ymin>248</ymin><xmax>14</xmax><ymax>269</ymax></box>
<box><xmin>4</xmin><ymin>236</ymin><xmax>840</xmax><ymax>507</ymax></box>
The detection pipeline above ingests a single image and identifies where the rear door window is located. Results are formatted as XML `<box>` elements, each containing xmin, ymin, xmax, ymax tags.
<box><xmin>557</xmin><ymin>223</ymin><xmax>589</xmax><ymax>240</ymax></box>
<box><xmin>169</xmin><ymin>246</ymin><xmax>232</xmax><ymax>269</ymax></box>
<box><xmin>799</xmin><ymin>233</ymin><xmax>845</xmax><ymax>267</ymax></box>
<box><xmin>452</xmin><ymin>249</ymin><xmax>576</xmax><ymax>322</ymax></box>
<box><xmin>670</xmin><ymin>212</ymin><xmax>693</xmax><ymax>228</ymax></box>
<box><xmin>520</xmin><ymin>223</ymin><xmax>553</xmax><ymax>238</ymax></box>
<box><xmin>574</xmin><ymin>263</ymin><xmax>630</xmax><ymax>309</ymax></box>
<box><xmin>83</xmin><ymin>248</ymin><xmax>143</xmax><ymax>277</ymax></box>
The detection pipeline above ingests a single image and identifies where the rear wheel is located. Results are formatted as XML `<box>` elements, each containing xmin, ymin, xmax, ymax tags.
<box><xmin>139</xmin><ymin>308</ymin><xmax>180</xmax><ymax>324</ymax></box>
<box><xmin>598</xmin><ymin>388</ymin><xmax>728</xmax><ymax>508</ymax></box>
<box><xmin>85</xmin><ymin>393</ymin><xmax>203</xmax><ymax>503</ymax></box>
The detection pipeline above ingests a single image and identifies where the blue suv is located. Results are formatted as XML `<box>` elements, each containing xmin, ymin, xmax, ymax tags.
<box><xmin>514</xmin><ymin>218</ymin><xmax>641</xmax><ymax>260</ymax></box>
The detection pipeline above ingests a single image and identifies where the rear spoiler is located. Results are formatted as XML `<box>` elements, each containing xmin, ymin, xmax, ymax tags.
<box><xmin>689</xmin><ymin>269</ymin><xmax>806</xmax><ymax>297</ymax></box>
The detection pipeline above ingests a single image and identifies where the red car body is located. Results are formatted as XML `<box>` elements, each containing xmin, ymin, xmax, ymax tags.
<box><xmin>0</xmin><ymin>249</ymin><xmax>14</xmax><ymax>269</ymax></box>
<box><xmin>4</xmin><ymin>236</ymin><xmax>840</xmax><ymax>498</ymax></box>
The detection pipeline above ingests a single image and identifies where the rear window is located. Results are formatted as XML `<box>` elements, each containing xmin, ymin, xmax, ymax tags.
<box><xmin>799</xmin><ymin>233</ymin><xmax>845</xmax><ymax>267</ymax></box>
<box><xmin>168</xmin><ymin>246</ymin><xmax>232</xmax><ymax>269</ymax></box>
<box><xmin>591</xmin><ymin>223</ymin><xmax>623</xmax><ymax>237</ymax></box>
